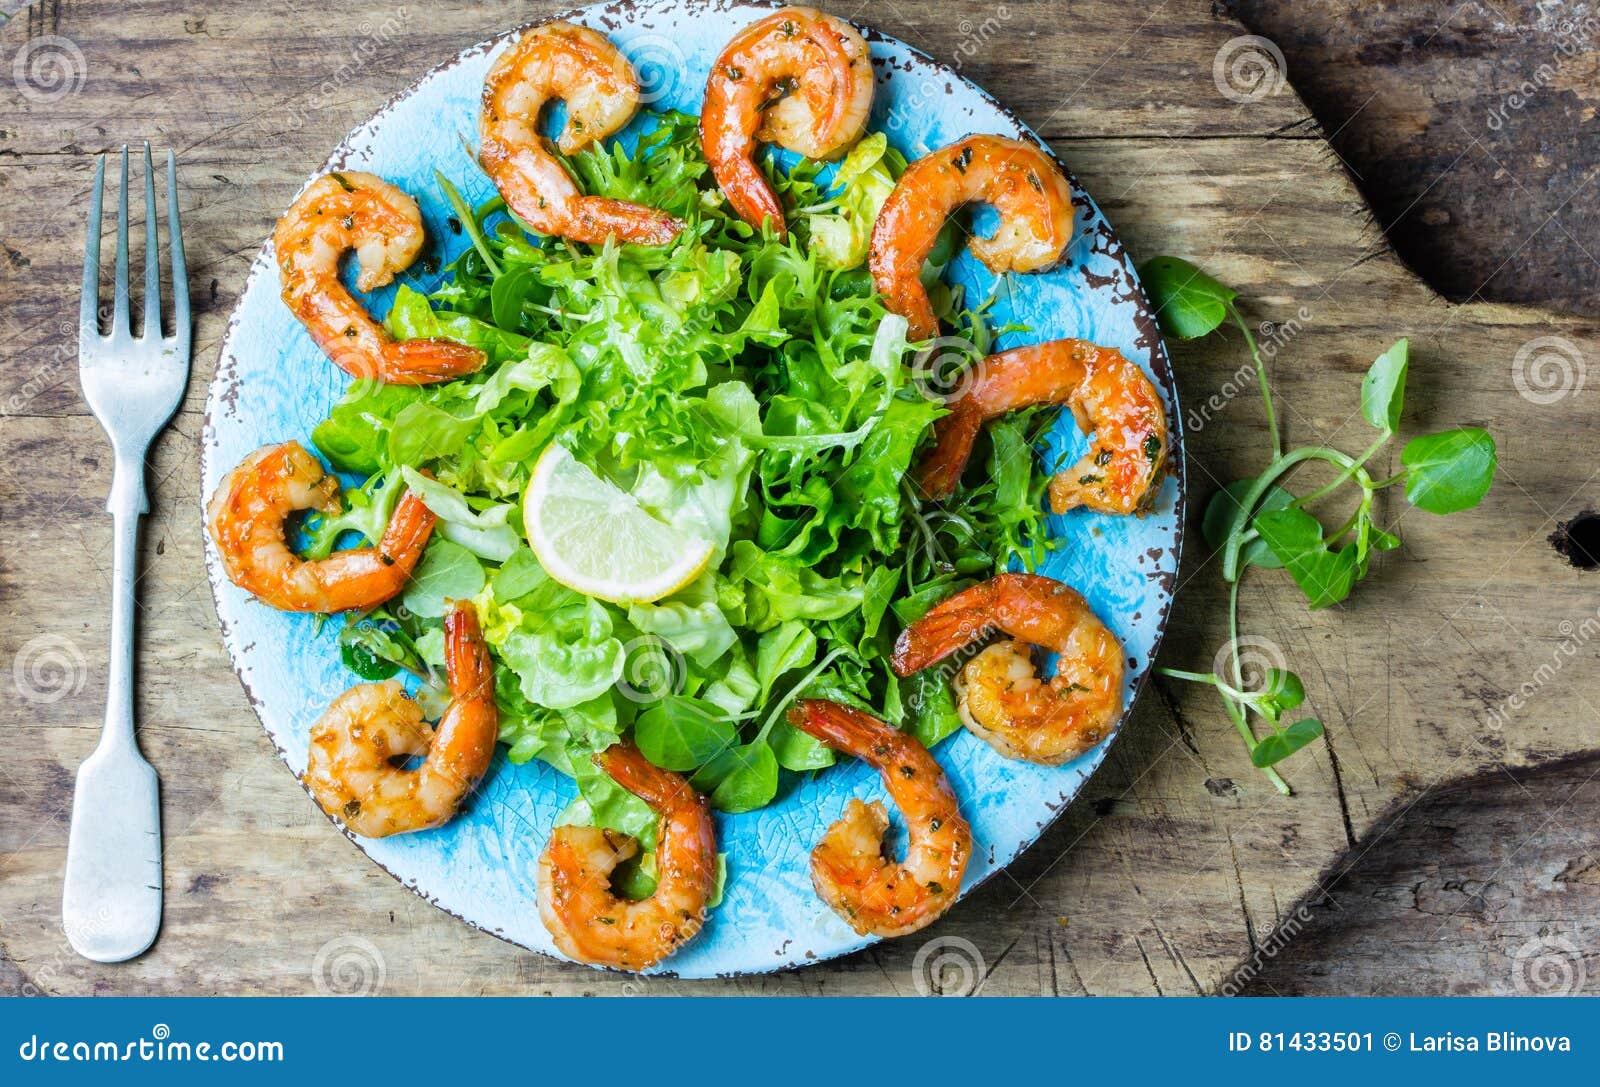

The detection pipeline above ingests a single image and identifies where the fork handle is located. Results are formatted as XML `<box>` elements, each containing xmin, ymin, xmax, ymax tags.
<box><xmin>103</xmin><ymin>450</ymin><xmax>148</xmax><ymax>751</ymax></box>
<box><xmin>61</xmin><ymin>449</ymin><xmax>162</xmax><ymax>963</ymax></box>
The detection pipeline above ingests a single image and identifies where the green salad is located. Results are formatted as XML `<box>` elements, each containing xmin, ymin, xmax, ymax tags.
<box><xmin>306</xmin><ymin>112</ymin><xmax>1057</xmax><ymax>839</ymax></box>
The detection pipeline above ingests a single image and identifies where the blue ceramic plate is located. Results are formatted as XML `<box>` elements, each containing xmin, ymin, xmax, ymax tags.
<box><xmin>202</xmin><ymin>0</ymin><xmax>1184</xmax><ymax>977</ymax></box>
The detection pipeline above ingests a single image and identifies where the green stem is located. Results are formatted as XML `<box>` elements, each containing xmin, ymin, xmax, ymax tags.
<box><xmin>1229</xmin><ymin>304</ymin><xmax>1280</xmax><ymax>461</ymax></box>
<box><xmin>1326</xmin><ymin>510</ymin><xmax>1362</xmax><ymax>547</ymax></box>
<box><xmin>1230</xmin><ymin>576</ymin><xmax>1292</xmax><ymax>794</ymax></box>
<box><xmin>1157</xmin><ymin>667</ymin><xmax>1219</xmax><ymax>686</ymax></box>
<box><xmin>1370</xmin><ymin>471</ymin><xmax>1407</xmax><ymax>489</ymax></box>
<box><xmin>1292</xmin><ymin>434</ymin><xmax>1389</xmax><ymax>509</ymax></box>
<box><xmin>1222</xmin><ymin>446</ymin><xmax>1352</xmax><ymax>580</ymax></box>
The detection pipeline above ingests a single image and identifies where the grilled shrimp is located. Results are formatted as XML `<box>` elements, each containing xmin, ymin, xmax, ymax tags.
<box><xmin>206</xmin><ymin>441</ymin><xmax>435</xmax><ymax>613</ymax></box>
<box><xmin>870</xmin><ymin>135</ymin><xmax>1075</xmax><ymax>340</ymax></box>
<box><xmin>538</xmin><ymin>742</ymin><xmax>718</xmax><ymax>971</ymax></box>
<box><xmin>274</xmin><ymin>172</ymin><xmax>486</xmax><ymax>384</ymax></box>
<box><xmin>480</xmin><ymin>21</ymin><xmax>684</xmax><ymax>246</ymax></box>
<box><xmin>892</xmin><ymin>573</ymin><xmax>1124</xmax><ymax>766</ymax></box>
<box><xmin>916</xmin><ymin>338</ymin><xmax>1169</xmax><ymax>515</ymax></box>
<box><xmin>306</xmin><ymin>601</ymin><xmax>498</xmax><ymax>837</ymax></box>
<box><xmin>701</xmin><ymin>7</ymin><xmax>873</xmax><ymax>235</ymax></box>
<box><xmin>786</xmin><ymin>699</ymin><xmax>971</xmax><ymax>938</ymax></box>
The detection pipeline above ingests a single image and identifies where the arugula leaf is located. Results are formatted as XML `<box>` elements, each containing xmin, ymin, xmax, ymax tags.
<box><xmin>904</xmin><ymin>668</ymin><xmax>964</xmax><ymax>749</ymax></box>
<box><xmin>692</xmin><ymin>741</ymin><xmax>779</xmax><ymax>813</ymax></box>
<box><xmin>1255</xmin><ymin>668</ymin><xmax>1305</xmax><ymax>719</ymax></box>
<box><xmin>1252</xmin><ymin>507</ymin><xmax>1358</xmax><ymax>609</ymax></box>
<box><xmin>1401</xmin><ymin>427</ymin><xmax>1497</xmax><ymax>514</ymax></box>
<box><xmin>1361</xmin><ymin>339</ymin><xmax>1409</xmax><ymax>434</ymax></box>
<box><xmin>1250</xmin><ymin>718</ymin><xmax>1325</xmax><ymax>768</ymax></box>
<box><xmin>1203</xmin><ymin>479</ymin><xmax>1294</xmax><ymax>571</ymax></box>
<box><xmin>400</xmin><ymin>539</ymin><xmax>486</xmax><ymax>619</ymax></box>
<box><xmin>633</xmin><ymin>696</ymin><xmax>739</xmax><ymax>772</ymax></box>
<box><xmin>768</xmin><ymin>719</ymin><xmax>836</xmax><ymax>771</ymax></box>
<box><xmin>1137</xmin><ymin>256</ymin><xmax>1237</xmax><ymax>340</ymax></box>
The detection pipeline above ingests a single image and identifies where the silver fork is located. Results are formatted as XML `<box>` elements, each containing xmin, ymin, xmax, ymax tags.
<box><xmin>63</xmin><ymin>144</ymin><xmax>190</xmax><ymax>963</ymax></box>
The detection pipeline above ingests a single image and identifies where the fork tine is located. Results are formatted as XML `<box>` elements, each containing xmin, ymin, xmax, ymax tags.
<box><xmin>166</xmin><ymin>151</ymin><xmax>189</xmax><ymax>346</ymax></box>
<box><xmin>112</xmin><ymin>146</ymin><xmax>130</xmax><ymax>337</ymax></box>
<box><xmin>80</xmin><ymin>156</ymin><xmax>105</xmax><ymax>341</ymax></box>
<box><xmin>142</xmin><ymin>142</ymin><xmax>161</xmax><ymax>339</ymax></box>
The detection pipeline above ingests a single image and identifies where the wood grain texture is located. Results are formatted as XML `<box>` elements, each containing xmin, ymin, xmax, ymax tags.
<box><xmin>1228</xmin><ymin>0</ymin><xmax>1600</xmax><ymax>318</ymax></box>
<box><xmin>1</xmin><ymin>0</ymin><xmax>1596</xmax><ymax>996</ymax></box>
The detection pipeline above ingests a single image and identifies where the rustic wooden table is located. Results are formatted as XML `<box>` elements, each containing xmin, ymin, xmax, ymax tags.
<box><xmin>2</xmin><ymin>0</ymin><xmax>1595</xmax><ymax>996</ymax></box>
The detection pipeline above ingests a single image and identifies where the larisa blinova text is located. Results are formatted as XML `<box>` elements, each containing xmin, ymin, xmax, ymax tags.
<box><xmin>1410</xmin><ymin>1032</ymin><xmax>1571</xmax><ymax>1052</ymax></box>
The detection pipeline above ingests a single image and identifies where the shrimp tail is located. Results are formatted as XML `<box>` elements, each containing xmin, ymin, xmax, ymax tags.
<box><xmin>427</xmin><ymin>600</ymin><xmax>498</xmax><ymax>799</ymax></box>
<box><xmin>889</xmin><ymin>582</ymin><xmax>997</xmax><ymax>676</ymax></box>
<box><xmin>596</xmin><ymin>740</ymin><xmax>692</xmax><ymax>808</ymax></box>
<box><xmin>786</xmin><ymin>698</ymin><xmax>877</xmax><ymax>755</ymax></box>
<box><xmin>378</xmin><ymin>491</ymin><xmax>438</xmax><ymax>568</ymax></box>
<box><xmin>912</xmin><ymin>397</ymin><xmax>986</xmax><ymax>501</ymax></box>
<box><xmin>443</xmin><ymin>600</ymin><xmax>493</xmax><ymax>700</ymax></box>
<box><xmin>380</xmin><ymin>339</ymin><xmax>488</xmax><ymax>385</ymax></box>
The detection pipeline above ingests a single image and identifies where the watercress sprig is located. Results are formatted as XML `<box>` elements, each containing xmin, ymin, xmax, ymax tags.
<box><xmin>1139</xmin><ymin>256</ymin><xmax>1498</xmax><ymax>794</ymax></box>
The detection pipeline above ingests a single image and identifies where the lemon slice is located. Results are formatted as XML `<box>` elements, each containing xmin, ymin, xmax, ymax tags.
<box><xmin>524</xmin><ymin>444</ymin><xmax>714</xmax><ymax>605</ymax></box>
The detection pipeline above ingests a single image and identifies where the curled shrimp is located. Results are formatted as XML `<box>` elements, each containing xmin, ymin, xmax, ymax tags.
<box><xmin>786</xmin><ymin>699</ymin><xmax>971</xmax><ymax>938</ymax></box>
<box><xmin>892</xmin><ymin>573</ymin><xmax>1125</xmax><ymax>766</ymax></box>
<box><xmin>306</xmin><ymin>601</ymin><xmax>498</xmax><ymax>837</ymax></box>
<box><xmin>480</xmin><ymin>22</ymin><xmax>684</xmax><ymax>246</ymax></box>
<box><xmin>206</xmin><ymin>441</ymin><xmax>435</xmax><ymax>613</ymax></box>
<box><xmin>870</xmin><ymin>135</ymin><xmax>1076</xmax><ymax>340</ymax></box>
<box><xmin>916</xmin><ymin>338</ymin><xmax>1169</xmax><ymax>515</ymax></box>
<box><xmin>701</xmin><ymin>6</ymin><xmax>874</xmax><ymax>235</ymax></box>
<box><xmin>538</xmin><ymin>742</ymin><xmax>718</xmax><ymax>971</ymax></box>
<box><xmin>274</xmin><ymin>172</ymin><xmax>486</xmax><ymax>384</ymax></box>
